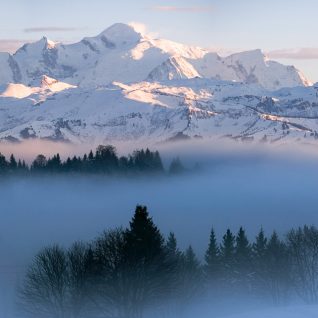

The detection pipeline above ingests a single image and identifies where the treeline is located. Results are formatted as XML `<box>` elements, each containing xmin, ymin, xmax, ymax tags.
<box><xmin>18</xmin><ymin>206</ymin><xmax>318</xmax><ymax>318</ymax></box>
<box><xmin>0</xmin><ymin>145</ymin><xmax>185</xmax><ymax>176</ymax></box>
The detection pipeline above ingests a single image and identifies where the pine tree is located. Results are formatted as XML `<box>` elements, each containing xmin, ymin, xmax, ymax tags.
<box><xmin>220</xmin><ymin>229</ymin><xmax>235</xmax><ymax>263</ymax></box>
<box><xmin>235</xmin><ymin>227</ymin><xmax>251</xmax><ymax>261</ymax></box>
<box><xmin>265</xmin><ymin>231</ymin><xmax>291</xmax><ymax>305</ymax></box>
<box><xmin>234</xmin><ymin>227</ymin><xmax>252</xmax><ymax>290</ymax></box>
<box><xmin>9</xmin><ymin>154</ymin><xmax>18</xmax><ymax>171</ymax></box>
<box><xmin>88</xmin><ymin>150</ymin><xmax>94</xmax><ymax>161</ymax></box>
<box><xmin>22</xmin><ymin>160</ymin><xmax>28</xmax><ymax>171</ymax></box>
<box><xmin>184</xmin><ymin>246</ymin><xmax>200</xmax><ymax>272</ymax></box>
<box><xmin>220</xmin><ymin>229</ymin><xmax>236</xmax><ymax>284</ymax></box>
<box><xmin>166</xmin><ymin>232</ymin><xmax>179</xmax><ymax>256</ymax></box>
<box><xmin>205</xmin><ymin>228</ymin><xmax>220</xmax><ymax>280</ymax></box>
<box><xmin>253</xmin><ymin>228</ymin><xmax>267</xmax><ymax>259</ymax></box>
<box><xmin>178</xmin><ymin>246</ymin><xmax>202</xmax><ymax>305</ymax></box>
<box><xmin>169</xmin><ymin>157</ymin><xmax>184</xmax><ymax>175</ymax></box>
<box><xmin>124</xmin><ymin>206</ymin><xmax>168</xmax><ymax>316</ymax></box>
<box><xmin>125</xmin><ymin>205</ymin><xmax>164</xmax><ymax>261</ymax></box>
<box><xmin>154</xmin><ymin>151</ymin><xmax>164</xmax><ymax>172</ymax></box>
<box><xmin>252</xmin><ymin>228</ymin><xmax>268</xmax><ymax>294</ymax></box>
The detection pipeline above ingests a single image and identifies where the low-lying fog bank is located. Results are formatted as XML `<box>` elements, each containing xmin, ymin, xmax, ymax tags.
<box><xmin>1</xmin><ymin>140</ymin><xmax>318</xmax><ymax>317</ymax></box>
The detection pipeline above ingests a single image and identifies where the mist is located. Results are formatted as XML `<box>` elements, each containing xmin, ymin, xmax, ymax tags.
<box><xmin>1</xmin><ymin>141</ymin><xmax>318</xmax><ymax>317</ymax></box>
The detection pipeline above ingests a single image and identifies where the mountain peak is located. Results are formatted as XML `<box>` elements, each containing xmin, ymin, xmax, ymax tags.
<box><xmin>41</xmin><ymin>37</ymin><xmax>57</xmax><ymax>49</ymax></box>
<box><xmin>97</xmin><ymin>23</ymin><xmax>142</xmax><ymax>46</ymax></box>
<box><xmin>229</xmin><ymin>49</ymin><xmax>265</xmax><ymax>60</ymax></box>
<box><xmin>15</xmin><ymin>37</ymin><xmax>57</xmax><ymax>55</ymax></box>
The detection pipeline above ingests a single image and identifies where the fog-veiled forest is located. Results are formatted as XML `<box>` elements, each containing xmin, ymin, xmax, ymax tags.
<box><xmin>1</xmin><ymin>142</ymin><xmax>318</xmax><ymax>317</ymax></box>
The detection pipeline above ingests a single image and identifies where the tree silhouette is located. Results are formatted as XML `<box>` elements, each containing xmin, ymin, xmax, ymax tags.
<box><xmin>18</xmin><ymin>245</ymin><xmax>69</xmax><ymax>318</ymax></box>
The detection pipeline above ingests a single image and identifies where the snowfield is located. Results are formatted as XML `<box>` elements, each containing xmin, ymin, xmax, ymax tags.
<box><xmin>0</xmin><ymin>23</ymin><xmax>317</xmax><ymax>145</ymax></box>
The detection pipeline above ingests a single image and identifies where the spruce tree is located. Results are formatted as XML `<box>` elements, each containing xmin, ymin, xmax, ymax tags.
<box><xmin>205</xmin><ymin>228</ymin><xmax>220</xmax><ymax>280</ymax></box>
<box><xmin>220</xmin><ymin>229</ymin><xmax>236</xmax><ymax>285</ymax></box>
<box><xmin>235</xmin><ymin>227</ymin><xmax>251</xmax><ymax>261</ymax></box>
<box><xmin>9</xmin><ymin>154</ymin><xmax>18</xmax><ymax>171</ymax></box>
<box><xmin>178</xmin><ymin>246</ymin><xmax>202</xmax><ymax>305</ymax></box>
<box><xmin>0</xmin><ymin>153</ymin><xmax>8</xmax><ymax>174</ymax></box>
<box><xmin>169</xmin><ymin>157</ymin><xmax>184</xmax><ymax>175</ymax></box>
<box><xmin>154</xmin><ymin>151</ymin><xmax>164</xmax><ymax>172</ymax></box>
<box><xmin>220</xmin><ymin>229</ymin><xmax>235</xmax><ymax>263</ymax></box>
<box><xmin>235</xmin><ymin>227</ymin><xmax>252</xmax><ymax>291</ymax></box>
<box><xmin>125</xmin><ymin>205</ymin><xmax>164</xmax><ymax>261</ymax></box>
<box><xmin>124</xmin><ymin>206</ymin><xmax>168</xmax><ymax>316</ymax></box>
<box><xmin>166</xmin><ymin>232</ymin><xmax>179</xmax><ymax>256</ymax></box>
<box><xmin>253</xmin><ymin>228</ymin><xmax>267</xmax><ymax>259</ymax></box>
<box><xmin>252</xmin><ymin>228</ymin><xmax>268</xmax><ymax>294</ymax></box>
<box><xmin>265</xmin><ymin>231</ymin><xmax>291</xmax><ymax>305</ymax></box>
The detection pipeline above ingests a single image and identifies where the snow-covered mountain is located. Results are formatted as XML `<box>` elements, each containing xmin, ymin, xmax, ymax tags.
<box><xmin>0</xmin><ymin>23</ymin><xmax>310</xmax><ymax>90</ymax></box>
<box><xmin>0</xmin><ymin>23</ymin><xmax>317</xmax><ymax>145</ymax></box>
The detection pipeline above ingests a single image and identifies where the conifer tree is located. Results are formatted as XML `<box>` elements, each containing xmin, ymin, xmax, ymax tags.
<box><xmin>235</xmin><ymin>227</ymin><xmax>252</xmax><ymax>290</ymax></box>
<box><xmin>265</xmin><ymin>231</ymin><xmax>291</xmax><ymax>305</ymax></box>
<box><xmin>177</xmin><ymin>245</ymin><xmax>203</xmax><ymax>306</ymax></box>
<box><xmin>9</xmin><ymin>154</ymin><xmax>18</xmax><ymax>171</ymax></box>
<box><xmin>0</xmin><ymin>153</ymin><xmax>8</xmax><ymax>174</ymax></box>
<box><xmin>252</xmin><ymin>228</ymin><xmax>268</xmax><ymax>294</ymax></box>
<box><xmin>205</xmin><ymin>228</ymin><xmax>220</xmax><ymax>280</ymax></box>
<box><xmin>169</xmin><ymin>157</ymin><xmax>184</xmax><ymax>175</ymax></box>
<box><xmin>220</xmin><ymin>229</ymin><xmax>235</xmax><ymax>264</ymax></box>
<box><xmin>166</xmin><ymin>232</ymin><xmax>179</xmax><ymax>256</ymax></box>
<box><xmin>124</xmin><ymin>206</ymin><xmax>168</xmax><ymax>317</ymax></box>
<box><xmin>220</xmin><ymin>229</ymin><xmax>236</xmax><ymax>284</ymax></box>
<box><xmin>253</xmin><ymin>228</ymin><xmax>267</xmax><ymax>259</ymax></box>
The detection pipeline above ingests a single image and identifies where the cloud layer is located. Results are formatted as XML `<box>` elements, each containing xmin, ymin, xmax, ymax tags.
<box><xmin>268</xmin><ymin>48</ymin><xmax>318</xmax><ymax>60</ymax></box>
<box><xmin>151</xmin><ymin>6</ymin><xmax>213</xmax><ymax>13</ymax></box>
<box><xmin>24</xmin><ymin>27</ymin><xmax>82</xmax><ymax>33</ymax></box>
<box><xmin>0</xmin><ymin>39</ymin><xmax>27</xmax><ymax>53</ymax></box>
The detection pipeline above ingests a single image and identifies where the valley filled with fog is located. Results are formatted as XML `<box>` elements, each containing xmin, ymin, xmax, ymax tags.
<box><xmin>1</xmin><ymin>141</ymin><xmax>318</xmax><ymax>317</ymax></box>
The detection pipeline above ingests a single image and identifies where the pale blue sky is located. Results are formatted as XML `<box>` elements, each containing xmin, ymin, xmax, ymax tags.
<box><xmin>1</xmin><ymin>0</ymin><xmax>318</xmax><ymax>81</ymax></box>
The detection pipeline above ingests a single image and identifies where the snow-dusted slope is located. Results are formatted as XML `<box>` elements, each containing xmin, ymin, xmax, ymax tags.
<box><xmin>0</xmin><ymin>75</ymin><xmax>76</xmax><ymax>99</ymax></box>
<box><xmin>147</xmin><ymin>56</ymin><xmax>201</xmax><ymax>81</ymax></box>
<box><xmin>190</xmin><ymin>50</ymin><xmax>310</xmax><ymax>90</ymax></box>
<box><xmin>0</xmin><ymin>77</ymin><xmax>317</xmax><ymax>144</ymax></box>
<box><xmin>0</xmin><ymin>23</ymin><xmax>310</xmax><ymax>90</ymax></box>
<box><xmin>0</xmin><ymin>23</ymin><xmax>315</xmax><ymax>145</ymax></box>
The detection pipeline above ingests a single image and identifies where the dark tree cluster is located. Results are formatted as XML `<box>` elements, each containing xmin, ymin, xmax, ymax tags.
<box><xmin>0</xmin><ymin>145</ymin><xmax>184</xmax><ymax>177</ymax></box>
<box><xmin>18</xmin><ymin>207</ymin><xmax>318</xmax><ymax>318</ymax></box>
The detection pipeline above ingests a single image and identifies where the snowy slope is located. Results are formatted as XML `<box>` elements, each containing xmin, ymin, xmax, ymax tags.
<box><xmin>190</xmin><ymin>50</ymin><xmax>310</xmax><ymax>90</ymax></box>
<box><xmin>0</xmin><ymin>78</ymin><xmax>317</xmax><ymax>145</ymax></box>
<box><xmin>0</xmin><ymin>75</ymin><xmax>76</xmax><ymax>99</ymax></box>
<box><xmin>0</xmin><ymin>23</ymin><xmax>316</xmax><ymax>145</ymax></box>
<box><xmin>0</xmin><ymin>23</ymin><xmax>310</xmax><ymax>90</ymax></box>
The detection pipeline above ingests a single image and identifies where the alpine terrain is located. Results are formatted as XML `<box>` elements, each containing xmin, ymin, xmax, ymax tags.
<box><xmin>0</xmin><ymin>23</ymin><xmax>317</xmax><ymax>145</ymax></box>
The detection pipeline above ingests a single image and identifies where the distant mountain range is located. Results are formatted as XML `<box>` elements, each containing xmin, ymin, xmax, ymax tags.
<box><xmin>0</xmin><ymin>23</ymin><xmax>317</xmax><ymax>145</ymax></box>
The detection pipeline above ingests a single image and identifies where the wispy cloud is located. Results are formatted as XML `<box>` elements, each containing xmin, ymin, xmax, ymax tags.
<box><xmin>0</xmin><ymin>39</ymin><xmax>28</xmax><ymax>53</ymax></box>
<box><xmin>151</xmin><ymin>6</ymin><xmax>213</xmax><ymax>13</ymax></box>
<box><xmin>24</xmin><ymin>27</ymin><xmax>84</xmax><ymax>33</ymax></box>
<box><xmin>128</xmin><ymin>22</ymin><xmax>159</xmax><ymax>38</ymax></box>
<box><xmin>268</xmin><ymin>48</ymin><xmax>318</xmax><ymax>60</ymax></box>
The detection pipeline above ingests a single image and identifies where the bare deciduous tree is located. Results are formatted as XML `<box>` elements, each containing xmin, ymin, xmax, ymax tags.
<box><xmin>287</xmin><ymin>226</ymin><xmax>318</xmax><ymax>304</ymax></box>
<box><xmin>18</xmin><ymin>245</ymin><xmax>68</xmax><ymax>318</ymax></box>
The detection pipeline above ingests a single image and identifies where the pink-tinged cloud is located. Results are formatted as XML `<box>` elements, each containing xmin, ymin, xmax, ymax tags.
<box><xmin>24</xmin><ymin>27</ymin><xmax>83</xmax><ymax>33</ymax></box>
<box><xmin>151</xmin><ymin>6</ymin><xmax>213</xmax><ymax>13</ymax></box>
<box><xmin>0</xmin><ymin>40</ymin><xmax>28</xmax><ymax>53</ymax></box>
<box><xmin>268</xmin><ymin>48</ymin><xmax>318</xmax><ymax>60</ymax></box>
